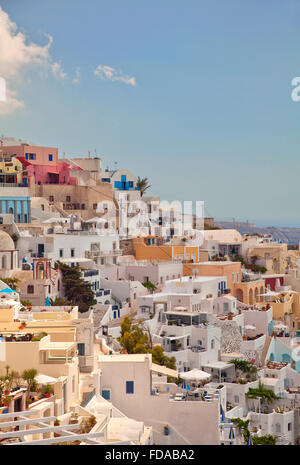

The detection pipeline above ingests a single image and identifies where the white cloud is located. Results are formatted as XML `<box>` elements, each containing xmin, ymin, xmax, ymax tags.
<box><xmin>51</xmin><ymin>61</ymin><xmax>67</xmax><ymax>80</ymax></box>
<box><xmin>72</xmin><ymin>67</ymin><xmax>81</xmax><ymax>84</ymax></box>
<box><xmin>0</xmin><ymin>6</ymin><xmax>67</xmax><ymax>115</ymax></box>
<box><xmin>94</xmin><ymin>65</ymin><xmax>136</xmax><ymax>87</ymax></box>
<box><xmin>0</xmin><ymin>88</ymin><xmax>24</xmax><ymax>115</ymax></box>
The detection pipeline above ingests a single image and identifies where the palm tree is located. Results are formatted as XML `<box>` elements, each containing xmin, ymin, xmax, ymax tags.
<box><xmin>136</xmin><ymin>177</ymin><xmax>151</xmax><ymax>197</ymax></box>
<box><xmin>22</xmin><ymin>369</ymin><xmax>38</xmax><ymax>394</ymax></box>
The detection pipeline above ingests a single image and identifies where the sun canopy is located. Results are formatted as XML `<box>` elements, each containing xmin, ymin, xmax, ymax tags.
<box><xmin>151</xmin><ymin>363</ymin><xmax>178</xmax><ymax>378</ymax></box>
<box><xmin>180</xmin><ymin>369</ymin><xmax>211</xmax><ymax>381</ymax></box>
<box><xmin>35</xmin><ymin>374</ymin><xmax>57</xmax><ymax>385</ymax></box>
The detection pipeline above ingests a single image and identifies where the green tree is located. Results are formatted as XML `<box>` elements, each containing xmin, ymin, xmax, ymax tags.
<box><xmin>230</xmin><ymin>359</ymin><xmax>257</xmax><ymax>380</ymax></box>
<box><xmin>55</xmin><ymin>261</ymin><xmax>97</xmax><ymax>313</ymax></box>
<box><xmin>50</xmin><ymin>296</ymin><xmax>70</xmax><ymax>306</ymax></box>
<box><xmin>1</xmin><ymin>278</ymin><xmax>19</xmax><ymax>291</ymax></box>
<box><xmin>21</xmin><ymin>300</ymin><xmax>32</xmax><ymax>307</ymax></box>
<box><xmin>245</xmin><ymin>383</ymin><xmax>279</xmax><ymax>404</ymax></box>
<box><xmin>231</xmin><ymin>417</ymin><xmax>250</xmax><ymax>443</ymax></box>
<box><xmin>151</xmin><ymin>345</ymin><xmax>176</xmax><ymax>370</ymax></box>
<box><xmin>118</xmin><ymin>317</ymin><xmax>149</xmax><ymax>353</ymax></box>
<box><xmin>22</xmin><ymin>368</ymin><xmax>38</xmax><ymax>394</ymax></box>
<box><xmin>136</xmin><ymin>177</ymin><xmax>151</xmax><ymax>197</ymax></box>
<box><xmin>252</xmin><ymin>434</ymin><xmax>277</xmax><ymax>445</ymax></box>
<box><xmin>118</xmin><ymin>317</ymin><xmax>176</xmax><ymax>370</ymax></box>
<box><xmin>142</xmin><ymin>281</ymin><xmax>156</xmax><ymax>293</ymax></box>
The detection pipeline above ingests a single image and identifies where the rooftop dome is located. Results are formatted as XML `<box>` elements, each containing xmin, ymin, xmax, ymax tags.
<box><xmin>0</xmin><ymin>231</ymin><xmax>15</xmax><ymax>250</ymax></box>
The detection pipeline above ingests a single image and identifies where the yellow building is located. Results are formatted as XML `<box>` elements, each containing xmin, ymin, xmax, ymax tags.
<box><xmin>246</xmin><ymin>243</ymin><xmax>289</xmax><ymax>274</ymax></box>
<box><xmin>0</xmin><ymin>305</ymin><xmax>89</xmax><ymax>413</ymax></box>
<box><xmin>0</xmin><ymin>151</ymin><xmax>23</xmax><ymax>185</ymax></box>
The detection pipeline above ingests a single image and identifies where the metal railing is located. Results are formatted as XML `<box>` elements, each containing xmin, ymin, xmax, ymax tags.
<box><xmin>81</xmin><ymin>388</ymin><xmax>96</xmax><ymax>408</ymax></box>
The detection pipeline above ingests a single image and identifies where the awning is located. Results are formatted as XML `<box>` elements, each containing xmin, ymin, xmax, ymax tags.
<box><xmin>35</xmin><ymin>374</ymin><xmax>57</xmax><ymax>385</ymax></box>
<box><xmin>151</xmin><ymin>363</ymin><xmax>178</xmax><ymax>378</ymax></box>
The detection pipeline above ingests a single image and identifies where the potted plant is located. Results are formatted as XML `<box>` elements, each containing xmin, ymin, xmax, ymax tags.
<box><xmin>164</xmin><ymin>425</ymin><xmax>169</xmax><ymax>436</ymax></box>
<box><xmin>43</xmin><ymin>383</ymin><xmax>53</xmax><ymax>398</ymax></box>
<box><xmin>3</xmin><ymin>396</ymin><xmax>11</xmax><ymax>407</ymax></box>
<box><xmin>54</xmin><ymin>418</ymin><xmax>60</xmax><ymax>437</ymax></box>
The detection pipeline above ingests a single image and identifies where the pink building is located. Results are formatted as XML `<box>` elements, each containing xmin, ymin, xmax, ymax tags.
<box><xmin>4</xmin><ymin>145</ymin><xmax>77</xmax><ymax>186</ymax></box>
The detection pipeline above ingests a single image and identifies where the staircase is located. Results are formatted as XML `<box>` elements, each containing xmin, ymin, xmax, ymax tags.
<box><xmin>261</xmin><ymin>336</ymin><xmax>272</xmax><ymax>366</ymax></box>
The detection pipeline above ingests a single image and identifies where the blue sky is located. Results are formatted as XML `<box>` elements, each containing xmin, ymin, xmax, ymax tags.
<box><xmin>1</xmin><ymin>0</ymin><xmax>300</xmax><ymax>227</ymax></box>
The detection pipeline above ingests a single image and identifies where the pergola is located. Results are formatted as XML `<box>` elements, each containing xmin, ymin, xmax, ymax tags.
<box><xmin>0</xmin><ymin>410</ymin><xmax>104</xmax><ymax>445</ymax></box>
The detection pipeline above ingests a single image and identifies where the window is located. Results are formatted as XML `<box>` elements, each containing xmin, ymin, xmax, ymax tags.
<box><xmin>236</xmin><ymin>272</ymin><xmax>239</xmax><ymax>283</ymax></box>
<box><xmin>49</xmin><ymin>196</ymin><xmax>54</xmax><ymax>202</ymax></box>
<box><xmin>49</xmin><ymin>154</ymin><xmax>53</xmax><ymax>161</ymax></box>
<box><xmin>102</xmin><ymin>389</ymin><xmax>111</xmax><ymax>400</ymax></box>
<box><xmin>288</xmin><ymin>422</ymin><xmax>292</xmax><ymax>431</ymax></box>
<box><xmin>41</xmin><ymin>204</ymin><xmax>44</xmax><ymax>211</ymax></box>
<box><xmin>126</xmin><ymin>381</ymin><xmax>134</xmax><ymax>394</ymax></box>
<box><xmin>77</xmin><ymin>343</ymin><xmax>85</xmax><ymax>356</ymax></box>
<box><xmin>27</xmin><ymin>285</ymin><xmax>34</xmax><ymax>294</ymax></box>
<box><xmin>66</xmin><ymin>196</ymin><xmax>71</xmax><ymax>202</ymax></box>
<box><xmin>59</xmin><ymin>249</ymin><xmax>63</xmax><ymax>258</ymax></box>
<box><xmin>93</xmin><ymin>203</ymin><xmax>97</xmax><ymax>210</ymax></box>
<box><xmin>71</xmin><ymin>248</ymin><xmax>75</xmax><ymax>257</ymax></box>
<box><xmin>211</xmin><ymin>339</ymin><xmax>215</xmax><ymax>349</ymax></box>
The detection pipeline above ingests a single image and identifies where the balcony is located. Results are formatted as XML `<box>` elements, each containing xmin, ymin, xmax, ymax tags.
<box><xmin>83</xmin><ymin>270</ymin><xmax>100</xmax><ymax>278</ymax></box>
<box><xmin>85</xmin><ymin>249</ymin><xmax>122</xmax><ymax>259</ymax></box>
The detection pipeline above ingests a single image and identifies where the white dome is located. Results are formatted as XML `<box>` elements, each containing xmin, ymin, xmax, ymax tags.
<box><xmin>0</xmin><ymin>231</ymin><xmax>15</xmax><ymax>250</ymax></box>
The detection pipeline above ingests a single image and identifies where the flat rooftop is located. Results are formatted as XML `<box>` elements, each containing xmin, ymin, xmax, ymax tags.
<box><xmin>99</xmin><ymin>354</ymin><xmax>151</xmax><ymax>363</ymax></box>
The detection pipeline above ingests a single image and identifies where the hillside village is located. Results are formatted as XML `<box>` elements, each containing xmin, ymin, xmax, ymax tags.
<box><xmin>1</xmin><ymin>138</ymin><xmax>300</xmax><ymax>444</ymax></box>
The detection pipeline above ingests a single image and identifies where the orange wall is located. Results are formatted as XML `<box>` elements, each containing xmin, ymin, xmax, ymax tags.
<box><xmin>132</xmin><ymin>238</ymin><xmax>200</xmax><ymax>263</ymax></box>
<box><xmin>184</xmin><ymin>262</ymin><xmax>241</xmax><ymax>290</ymax></box>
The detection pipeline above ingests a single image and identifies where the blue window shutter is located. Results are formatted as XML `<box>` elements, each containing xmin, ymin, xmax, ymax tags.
<box><xmin>77</xmin><ymin>343</ymin><xmax>85</xmax><ymax>356</ymax></box>
<box><xmin>102</xmin><ymin>389</ymin><xmax>110</xmax><ymax>400</ymax></box>
<box><xmin>126</xmin><ymin>381</ymin><xmax>134</xmax><ymax>394</ymax></box>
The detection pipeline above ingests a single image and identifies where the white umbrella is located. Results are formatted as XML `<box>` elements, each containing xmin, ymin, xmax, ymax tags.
<box><xmin>180</xmin><ymin>369</ymin><xmax>211</xmax><ymax>381</ymax></box>
<box><xmin>35</xmin><ymin>374</ymin><xmax>57</xmax><ymax>385</ymax></box>
<box><xmin>274</xmin><ymin>323</ymin><xmax>287</xmax><ymax>330</ymax></box>
<box><xmin>245</xmin><ymin>324</ymin><xmax>256</xmax><ymax>330</ymax></box>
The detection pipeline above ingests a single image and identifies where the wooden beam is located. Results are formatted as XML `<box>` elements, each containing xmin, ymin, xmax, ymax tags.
<box><xmin>0</xmin><ymin>423</ymin><xmax>81</xmax><ymax>439</ymax></box>
<box><xmin>0</xmin><ymin>410</ymin><xmax>39</xmax><ymax>420</ymax></box>
<box><xmin>0</xmin><ymin>416</ymin><xmax>56</xmax><ymax>429</ymax></box>
<box><xmin>12</xmin><ymin>431</ymin><xmax>105</xmax><ymax>445</ymax></box>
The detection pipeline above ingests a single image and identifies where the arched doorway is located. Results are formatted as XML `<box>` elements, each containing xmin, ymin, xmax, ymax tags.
<box><xmin>260</xmin><ymin>286</ymin><xmax>264</xmax><ymax>302</ymax></box>
<box><xmin>236</xmin><ymin>288</ymin><xmax>244</xmax><ymax>303</ymax></box>
<box><xmin>249</xmin><ymin>288</ymin><xmax>254</xmax><ymax>305</ymax></box>
<box><xmin>255</xmin><ymin>287</ymin><xmax>259</xmax><ymax>303</ymax></box>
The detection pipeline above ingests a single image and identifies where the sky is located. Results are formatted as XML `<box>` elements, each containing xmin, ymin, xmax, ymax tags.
<box><xmin>1</xmin><ymin>0</ymin><xmax>300</xmax><ymax>227</ymax></box>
